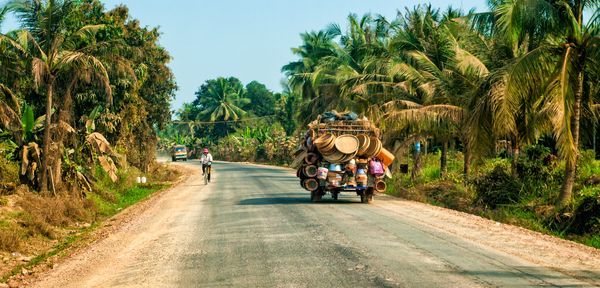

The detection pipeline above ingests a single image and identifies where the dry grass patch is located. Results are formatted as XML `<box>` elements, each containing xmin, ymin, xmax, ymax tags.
<box><xmin>0</xmin><ymin>225</ymin><xmax>21</xmax><ymax>251</ymax></box>
<box><xmin>16</xmin><ymin>193</ymin><xmax>97</xmax><ymax>240</ymax></box>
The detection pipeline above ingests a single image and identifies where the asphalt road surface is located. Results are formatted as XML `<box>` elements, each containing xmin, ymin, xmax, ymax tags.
<box><xmin>32</xmin><ymin>161</ymin><xmax>600</xmax><ymax>287</ymax></box>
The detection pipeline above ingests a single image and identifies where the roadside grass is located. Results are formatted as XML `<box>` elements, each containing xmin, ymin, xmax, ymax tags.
<box><xmin>0</xmin><ymin>225</ymin><xmax>21</xmax><ymax>252</ymax></box>
<box><xmin>385</xmin><ymin>150</ymin><xmax>600</xmax><ymax>250</ymax></box>
<box><xmin>477</xmin><ymin>206</ymin><xmax>552</xmax><ymax>235</ymax></box>
<box><xmin>90</xmin><ymin>183</ymin><xmax>169</xmax><ymax>216</ymax></box>
<box><xmin>585</xmin><ymin>235</ymin><xmax>600</xmax><ymax>249</ymax></box>
<box><xmin>0</xmin><ymin>221</ymin><xmax>103</xmax><ymax>283</ymax></box>
<box><xmin>0</xmin><ymin>162</ymin><xmax>180</xmax><ymax>283</ymax></box>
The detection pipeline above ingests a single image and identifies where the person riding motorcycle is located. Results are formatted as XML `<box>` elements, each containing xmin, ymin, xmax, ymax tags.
<box><xmin>200</xmin><ymin>148</ymin><xmax>213</xmax><ymax>182</ymax></box>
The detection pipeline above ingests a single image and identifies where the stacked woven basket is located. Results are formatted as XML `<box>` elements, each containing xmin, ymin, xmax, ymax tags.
<box><xmin>294</xmin><ymin>112</ymin><xmax>395</xmax><ymax>193</ymax></box>
<box><xmin>313</xmin><ymin>133</ymin><xmax>384</xmax><ymax>164</ymax></box>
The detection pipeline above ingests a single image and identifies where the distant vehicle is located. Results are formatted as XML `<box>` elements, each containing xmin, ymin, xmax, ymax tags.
<box><xmin>171</xmin><ymin>145</ymin><xmax>188</xmax><ymax>162</ymax></box>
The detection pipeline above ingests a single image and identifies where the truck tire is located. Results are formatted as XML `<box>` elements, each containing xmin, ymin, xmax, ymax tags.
<box><xmin>311</xmin><ymin>189</ymin><xmax>323</xmax><ymax>202</ymax></box>
<box><xmin>365</xmin><ymin>187</ymin><xmax>374</xmax><ymax>204</ymax></box>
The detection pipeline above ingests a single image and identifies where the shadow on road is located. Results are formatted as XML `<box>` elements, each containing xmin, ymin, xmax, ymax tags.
<box><xmin>238</xmin><ymin>197</ymin><xmax>310</xmax><ymax>205</ymax></box>
<box><xmin>447</xmin><ymin>268</ymin><xmax>600</xmax><ymax>286</ymax></box>
<box><xmin>238</xmin><ymin>196</ymin><xmax>362</xmax><ymax>205</ymax></box>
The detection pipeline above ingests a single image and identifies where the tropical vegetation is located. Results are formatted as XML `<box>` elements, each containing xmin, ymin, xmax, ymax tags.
<box><xmin>277</xmin><ymin>1</ymin><xmax>599</xmax><ymax>247</ymax></box>
<box><xmin>163</xmin><ymin>76</ymin><xmax>299</xmax><ymax>164</ymax></box>
<box><xmin>0</xmin><ymin>0</ymin><xmax>178</xmax><ymax>271</ymax></box>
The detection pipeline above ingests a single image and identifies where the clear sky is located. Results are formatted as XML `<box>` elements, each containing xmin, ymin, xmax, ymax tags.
<box><xmin>2</xmin><ymin>0</ymin><xmax>489</xmax><ymax>111</ymax></box>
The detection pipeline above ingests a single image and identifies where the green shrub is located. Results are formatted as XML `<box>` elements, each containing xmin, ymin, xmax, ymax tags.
<box><xmin>515</xmin><ymin>145</ymin><xmax>553</xmax><ymax>180</ymax></box>
<box><xmin>421</xmin><ymin>181</ymin><xmax>474</xmax><ymax>211</ymax></box>
<box><xmin>568</xmin><ymin>195</ymin><xmax>600</xmax><ymax>235</ymax></box>
<box><xmin>578</xmin><ymin>150</ymin><xmax>600</xmax><ymax>182</ymax></box>
<box><xmin>473</xmin><ymin>165</ymin><xmax>521</xmax><ymax>208</ymax></box>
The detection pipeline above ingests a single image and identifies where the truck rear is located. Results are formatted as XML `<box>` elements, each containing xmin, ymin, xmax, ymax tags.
<box><xmin>292</xmin><ymin>112</ymin><xmax>394</xmax><ymax>203</ymax></box>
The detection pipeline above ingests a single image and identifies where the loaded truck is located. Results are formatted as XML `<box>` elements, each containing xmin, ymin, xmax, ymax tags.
<box><xmin>293</xmin><ymin>111</ymin><xmax>394</xmax><ymax>203</ymax></box>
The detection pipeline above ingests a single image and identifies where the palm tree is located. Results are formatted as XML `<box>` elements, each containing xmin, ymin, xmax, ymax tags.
<box><xmin>380</xmin><ymin>6</ymin><xmax>490</xmax><ymax>178</ymax></box>
<box><xmin>282</xmin><ymin>30</ymin><xmax>337</xmax><ymax>122</ymax></box>
<box><xmin>486</xmin><ymin>0</ymin><xmax>599</xmax><ymax>205</ymax></box>
<box><xmin>197</xmin><ymin>77</ymin><xmax>249</xmax><ymax>122</ymax></box>
<box><xmin>3</xmin><ymin>0</ymin><xmax>112</xmax><ymax>193</ymax></box>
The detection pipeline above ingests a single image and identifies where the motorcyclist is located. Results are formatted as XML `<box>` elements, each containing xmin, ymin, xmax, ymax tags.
<box><xmin>200</xmin><ymin>148</ymin><xmax>213</xmax><ymax>182</ymax></box>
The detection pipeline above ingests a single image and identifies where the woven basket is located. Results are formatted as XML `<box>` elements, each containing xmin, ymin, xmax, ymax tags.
<box><xmin>376</xmin><ymin>148</ymin><xmax>395</xmax><ymax>166</ymax></box>
<box><xmin>356</xmin><ymin>134</ymin><xmax>370</xmax><ymax>156</ymax></box>
<box><xmin>334</xmin><ymin>134</ymin><xmax>359</xmax><ymax>154</ymax></box>
<box><xmin>364</xmin><ymin>137</ymin><xmax>382</xmax><ymax>158</ymax></box>
<box><xmin>314</xmin><ymin>133</ymin><xmax>336</xmax><ymax>154</ymax></box>
<box><xmin>302</xmin><ymin>178</ymin><xmax>319</xmax><ymax>191</ymax></box>
<box><xmin>323</xmin><ymin>152</ymin><xmax>346</xmax><ymax>163</ymax></box>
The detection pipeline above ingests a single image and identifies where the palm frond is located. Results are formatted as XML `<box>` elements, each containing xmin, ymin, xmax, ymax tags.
<box><xmin>454</xmin><ymin>46</ymin><xmax>489</xmax><ymax>76</ymax></box>
<box><xmin>56</xmin><ymin>51</ymin><xmax>112</xmax><ymax>104</ymax></box>
<box><xmin>0</xmin><ymin>83</ymin><xmax>20</xmax><ymax>115</ymax></box>
<box><xmin>32</xmin><ymin>57</ymin><xmax>47</xmax><ymax>89</ymax></box>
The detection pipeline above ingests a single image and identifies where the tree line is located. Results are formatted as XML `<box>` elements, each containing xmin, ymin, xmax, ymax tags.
<box><xmin>161</xmin><ymin>76</ymin><xmax>299</xmax><ymax>164</ymax></box>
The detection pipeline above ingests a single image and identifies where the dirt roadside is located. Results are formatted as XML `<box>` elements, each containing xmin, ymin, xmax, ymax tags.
<box><xmin>1</xmin><ymin>164</ymin><xmax>193</xmax><ymax>288</ymax></box>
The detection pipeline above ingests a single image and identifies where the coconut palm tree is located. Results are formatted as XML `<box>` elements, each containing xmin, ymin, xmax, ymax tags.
<box><xmin>378</xmin><ymin>6</ymin><xmax>490</xmax><ymax>178</ymax></box>
<box><xmin>282</xmin><ymin>30</ymin><xmax>337</xmax><ymax>122</ymax></box>
<box><xmin>484</xmin><ymin>0</ymin><xmax>600</xmax><ymax>205</ymax></box>
<box><xmin>3</xmin><ymin>0</ymin><xmax>112</xmax><ymax>193</ymax></box>
<box><xmin>196</xmin><ymin>77</ymin><xmax>249</xmax><ymax>122</ymax></box>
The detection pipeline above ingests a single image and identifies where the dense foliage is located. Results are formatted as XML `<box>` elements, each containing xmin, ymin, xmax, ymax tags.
<box><xmin>276</xmin><ymin>1</ymin><xmax>599</xmax><ymax>245</ymax></box>
<box><xmin>0</xmin><ymin>0</ymin><xmax>176</xmax><ymax>194</ymax></box>
<box><xmin>280</xmin><ymin>2</ymin><xmax>599</xmax><ymax>207</ymax></box>
<box><xmin>163</xmin><ymin>76</ymin><xmax>299</xmax><ymax>163</ymax></box>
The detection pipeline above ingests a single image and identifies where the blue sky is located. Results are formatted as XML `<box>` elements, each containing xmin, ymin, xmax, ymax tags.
<box><xmin>2</xmin><ymin>0</ymin><xmax>489</xmax><ymax>111</ymax></box>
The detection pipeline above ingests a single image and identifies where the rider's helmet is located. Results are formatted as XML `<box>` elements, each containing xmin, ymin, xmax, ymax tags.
<box><xmin>203</xmin><ymin>148</ymin><xmax>209</xmax><ymax>154</ymax></box>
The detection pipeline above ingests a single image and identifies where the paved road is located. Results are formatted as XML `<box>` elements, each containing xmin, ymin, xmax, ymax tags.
<box><xmin>33</xmin><ymin>161</ymin><xmax>600</xmax><ymax>287</ymax></box>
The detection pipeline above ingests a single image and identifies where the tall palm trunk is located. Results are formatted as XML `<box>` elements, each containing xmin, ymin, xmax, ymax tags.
<box><xmin>557</xmin><ymin>70</ymin><xmax>583</xmax><ymax>206</ymax></box>
<box><xmin>511</xmin><ymin>137</ymin><xmax>521</xmax><ymax>177</ymax></box>
<box><xmin>440</xmin><ymin>140</ymin><xmax>448</xmax><ymax>178</ymax></box>
<box><xmin>40</xmin><ymin>77</ymin><xmax>55</xmax><ymax>193</ymax></box>
<box><xmin>463</xmin><ymin>146</ymin><xmax>471</xmax><ymax>180</ymax></box>
<box><xmin>53</xmin><ymin>78</ymin><xmax>77</xmax><ymax>189</ymax></box>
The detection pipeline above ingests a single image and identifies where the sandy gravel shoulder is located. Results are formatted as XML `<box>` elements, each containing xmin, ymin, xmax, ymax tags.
<box><xmin>373</xmin><ymin>194</ymin><xmax>600</xmax><ymax>284</ymax></box>
<box><xmin>5</xmin><ymin>163</ymin><xmax>194</xmax><ymax>288</ymax></box>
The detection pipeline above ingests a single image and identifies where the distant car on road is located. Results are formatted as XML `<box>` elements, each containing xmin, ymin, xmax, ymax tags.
<box><xmin>171</xmin><ymin>145</ymin><xmax>188</xmax><ymax>162</ymax></box>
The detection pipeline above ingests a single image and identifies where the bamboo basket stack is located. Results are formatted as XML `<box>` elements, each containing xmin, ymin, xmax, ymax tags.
<box><xmin>293</xmin><ymin>111</ymin><xmax>394</xmax><ymax>192</ymax></box>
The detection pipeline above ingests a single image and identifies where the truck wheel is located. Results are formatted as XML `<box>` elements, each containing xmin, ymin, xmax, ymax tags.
<box><xmin>311</xmin><ymin>188</ymin><xmax>323</xmax><ymax>202</ymax></box>
<box><xmin>311</xmin><ymin>190</ymin><xmax>321</xmax><ymax>202</ymax></box>
<box><xmin>365</xmin><ymin>188</ymin><xmax>374</xmax><ymax>204</ymax></box>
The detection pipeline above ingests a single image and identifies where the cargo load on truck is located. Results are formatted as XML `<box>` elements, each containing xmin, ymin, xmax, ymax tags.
<box><xmin>292</xmin><ymin>111</ymin><xmax>394</xmax><ymax>203</ymax></box>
